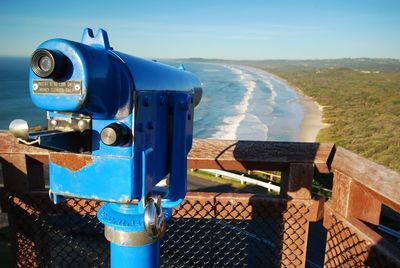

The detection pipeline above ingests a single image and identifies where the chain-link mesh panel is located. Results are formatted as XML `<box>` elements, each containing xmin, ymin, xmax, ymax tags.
<box><xmin>6</xmin><ymin>194</ymin><xmax>109</xmax><ymax>268</ymax></box>
<box><xmin>324</xmin><ymin>215</ymin><xmax>399</xmax><ymax>268</ymax></box>
<box><xmin>160</xmin><ymin>197</ymin><xmax>310</xmax><ymax>267</ymax></box>
<box><xmin>4</xmin><ymin>192</ymin><xmax>312</xmax><ymax>268</ymax></box>
<box><xmin>281</xmin><ymin>204</ymin><xmax>310</xmax><ymax>268</ymax></box>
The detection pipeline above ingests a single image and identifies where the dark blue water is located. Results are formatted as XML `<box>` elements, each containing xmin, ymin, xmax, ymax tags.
<box><xmin>0</xmin><ymin>58</ymin><xmax>47</xmax><ymax>128</ymax></box>
<box><xmin>0</xmin><ymin>58</ymin><xmax>303</xmax><ymax>141</ymax></box>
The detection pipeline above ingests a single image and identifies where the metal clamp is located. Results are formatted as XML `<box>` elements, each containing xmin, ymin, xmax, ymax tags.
<box><xmin>104</xmin><ymin>226</ymin><xmax>156</xmax><ymax>246</ymax></box>
<box><xmin>144</xmin><ymin>195</ymin><xmax>165</xmax><ymax>239</ymax></box>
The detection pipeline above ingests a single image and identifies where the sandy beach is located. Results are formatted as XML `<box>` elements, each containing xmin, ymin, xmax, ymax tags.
<box><xmin>280</xmin><ymin>78</ymin><xmax>327</xmax><ymax>142</ymax></box>
<box><xmin>297</xmin><ymin>93</ymin><xmax>327</xmax><ymax>142</ymax></box>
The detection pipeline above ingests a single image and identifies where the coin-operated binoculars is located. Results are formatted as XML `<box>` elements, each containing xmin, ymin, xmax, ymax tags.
<box><xmin>10</xmin><ymin>28</ymin><xmax>202</xmax><ymax>268</ymax></box>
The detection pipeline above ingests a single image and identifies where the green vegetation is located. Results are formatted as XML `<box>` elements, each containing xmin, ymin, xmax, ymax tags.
<box><xmin>261</xmin><ymin>60</ymin><xmax>400</xmax><ymax>171</ymax></box>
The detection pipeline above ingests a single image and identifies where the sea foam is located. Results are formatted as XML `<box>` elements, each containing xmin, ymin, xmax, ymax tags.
<box><xmin>211</xmin><ymin>65</ymin><xmax>269</xmax><ymax>140</ymax></box>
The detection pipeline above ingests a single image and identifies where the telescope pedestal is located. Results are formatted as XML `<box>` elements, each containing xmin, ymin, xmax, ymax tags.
<box><xmin>111</xmin><ymin>241</ymin><xmax>160</xmax><ymax>268</ymax></box>
<box><xmin>98</xmin><ymin>202</ymin><xmax>165</xmax><ymax>268</ymax></box>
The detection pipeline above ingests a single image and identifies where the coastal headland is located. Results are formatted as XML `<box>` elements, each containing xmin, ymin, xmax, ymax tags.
<box><xmin>185</xmin><ymin>58</ymin><xmax>400</xmax><ymax>171</ymax></box>
<box><xmin>259</xmin><ymin>59</ymin><xmax>400</xmax><ymax>171</ymax></box>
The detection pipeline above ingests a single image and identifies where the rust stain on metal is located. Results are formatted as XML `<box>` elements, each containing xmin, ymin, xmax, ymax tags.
<box><xmin>50</xmin><ymin>153</ymin><xmax>93</xmax><ymax>171</ymax></box>
<box><xmin>117</xmin><ymin>196</ymin><xmax>138</xmax><ymax>204</ymax></box>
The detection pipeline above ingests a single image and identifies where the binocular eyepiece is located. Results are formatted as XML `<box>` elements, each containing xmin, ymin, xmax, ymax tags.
<box><xmin>30</xmin><ymin>49</ymin><xmax>67</xmax><ymax>79</ymax></box>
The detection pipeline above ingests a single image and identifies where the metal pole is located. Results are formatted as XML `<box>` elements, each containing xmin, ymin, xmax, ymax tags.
<box><xmin>110</xmin><ymin>242</ymin><xmax>160</xmax><ymax>268</ymax></box>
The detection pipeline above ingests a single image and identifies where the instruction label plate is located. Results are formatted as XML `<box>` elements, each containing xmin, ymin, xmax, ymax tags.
<box><xmin>32</xmin><ymin>80</ymin><xmax>82</xmax><ymax>95</ymax></box>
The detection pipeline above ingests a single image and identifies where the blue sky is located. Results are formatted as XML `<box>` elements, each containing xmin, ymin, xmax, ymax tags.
<box><xmin>1</xmin><ymin>0</ymin><xmax>399</xmax><ymax>59</ymax></box>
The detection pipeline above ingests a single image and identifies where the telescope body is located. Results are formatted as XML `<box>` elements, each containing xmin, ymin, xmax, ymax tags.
<box><xmin>29</xmin><ymin>29</ymin><xmax>202</xmax><ymax>204</ymax></box>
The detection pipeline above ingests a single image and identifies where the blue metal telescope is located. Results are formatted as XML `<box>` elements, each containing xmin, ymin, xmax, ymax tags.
<box><xmin>11</xmin><ymin>28</ymin><xmax>202</xmax><ymax>268</ymax></box>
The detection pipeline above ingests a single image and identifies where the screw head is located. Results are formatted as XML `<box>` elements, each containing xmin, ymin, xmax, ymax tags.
<box><xmin>77</xmin><ymin>120</ymin><xmax>86</xmax><ymax>131</ymax></box>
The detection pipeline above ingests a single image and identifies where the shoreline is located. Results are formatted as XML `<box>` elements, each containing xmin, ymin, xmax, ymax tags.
<box><xmin>279</xmin><ymin>79</ymin><xmax>328</xmax><ymax>142</ymax></box>
<box><xmin>246</xmin><ymin>66</ymin><xmax>328</xmax><ymax>142</ymax></box>
<box><xmin>297</xmin><ymin>92</ymin><xmax>328</xmax><ymax>142</ymax></box>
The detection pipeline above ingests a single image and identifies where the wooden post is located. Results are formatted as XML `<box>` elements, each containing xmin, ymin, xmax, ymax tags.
<box><xmin>330</xmin><ymin>170</ymin><xmax>381</xmax><ymax>225</ymax></box>
<box><xmin>280</xmin><ymin>163</ymin><xmax>314</xmax><ymax>199</ymax></box>
<box><xmin>279</xmin><ymin>163</ymin><xmax>314</xmax><ymax>268</ymax></box>
<box><xmin>1</xmin><ymin>154</ymin><xmax>47</xmax><ymax>193</ymax></box>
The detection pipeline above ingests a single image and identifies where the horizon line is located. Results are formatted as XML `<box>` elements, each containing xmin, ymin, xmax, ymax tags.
<box><xmin>0</xmin><ymin>55</ymin><xmax>399</xmax><ymax>61</ymax></box>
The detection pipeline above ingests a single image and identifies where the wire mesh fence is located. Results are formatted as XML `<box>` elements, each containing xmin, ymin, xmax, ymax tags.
<box><xmin>161</xmin><ymin>196</ymin><xmax>310</xmax><ymax>268</ymax></box>
<box><xmin>324</xmin><ymin>214</ymin><xmax>399</xmax><ymax>268</ymax></box>
<box><xmin>1</xmin><ymin>191</ymin><xmax>314</xmax><ymax>268</ymax></box>
<box><xmin>5</xmin><ymin>195</ymin><xmax>108</xmax><ymax>267</ymax></box>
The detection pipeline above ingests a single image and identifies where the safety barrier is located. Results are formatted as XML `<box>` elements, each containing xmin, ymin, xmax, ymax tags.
<box><xmin>1</xmin><ymin>133</ymin><xmax>399</xmax><ymax>267</ymax></box>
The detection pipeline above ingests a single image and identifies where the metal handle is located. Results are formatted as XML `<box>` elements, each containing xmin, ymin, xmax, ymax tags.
<box><xmin>9</xmin><ymin>119</ymin><xmax>29</xmax><ymax>140</ymax></box>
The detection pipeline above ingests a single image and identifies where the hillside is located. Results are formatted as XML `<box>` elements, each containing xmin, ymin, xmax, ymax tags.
<box><xmin>262</xmin><ymin>62</ymin><xmax>400</xmax><ymax>171</ymax></box>
<box><xmin>181</xmin><ymin>58</ymin><xmax>400</xmax><ymax>72</ymax></box>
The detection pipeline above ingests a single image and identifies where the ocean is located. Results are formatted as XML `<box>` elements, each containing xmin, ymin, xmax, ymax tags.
<box><xmin>0</xmin><ymin>57</ymin><xmax>303</xmax><ymax>141</ymax></box>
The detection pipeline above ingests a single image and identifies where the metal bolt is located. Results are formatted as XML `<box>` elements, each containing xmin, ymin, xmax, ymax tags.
<box><xmin>50</xmin><ymin>119</ymin><xmax>57</xmax><ymax>126</ymax></box>
<box><xmin>32</xmin><ymin>83</ymin><xmax>39</xmax><ymax>91</ymax></box>
<box><xmin>77</xmin><ymin>120</ymin><xmax>86</xmax><ymax>131</ymax></box>
<box><xmin>74</xmin><ymin>84</ymin><xmax>81</xmax><ymax>91</ymax></box>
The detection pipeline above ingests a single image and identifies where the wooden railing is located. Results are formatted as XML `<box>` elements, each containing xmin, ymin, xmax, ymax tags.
<box><xmin>324</xmin><ymin>147</ymin><xmax>400</xmax><ymax>267</ymax></box>
<box><xmin>0</xmin><ymin>132</ymin><xmax>399</xmax><ymax>267</ymax></box>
